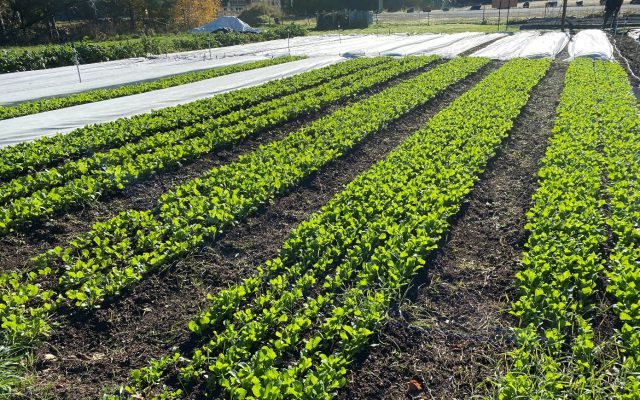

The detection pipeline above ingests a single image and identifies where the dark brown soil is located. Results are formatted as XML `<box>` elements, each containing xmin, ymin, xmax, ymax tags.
<box><xmin>25</xmin><ymin>63</ymin><xmax>500</xmax><ymax>400</ymax></box>
<box><xmin>0</xmin><ymin>60</ymin><xmax>443</xmax><ymax>275</ymax></box>
<box><xmin>338</xmin><ymin>59</ymin><xmax>568</xmax><ymax>400</ymax></box>
<box><xmin>612</xmin><ymin>33</ymin><xmax>640</xmax><ymax>85</ymax></box>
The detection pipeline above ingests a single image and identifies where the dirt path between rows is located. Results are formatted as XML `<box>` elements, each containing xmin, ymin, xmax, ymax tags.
<box><xmin>338</xmin><ymin>58</ymin><xmax>568</xmax><ymax>400</ymax></box>
<box><xmin>26</xmin><ymin>63</ymin><xmax>500</xmax><ymax>400</ymax></box>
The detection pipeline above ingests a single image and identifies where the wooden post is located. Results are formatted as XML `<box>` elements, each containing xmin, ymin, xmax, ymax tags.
<box><xmin>561</xmin><ymin>0</ymin><xmax>568</xmax><ymax>32</ymax></box>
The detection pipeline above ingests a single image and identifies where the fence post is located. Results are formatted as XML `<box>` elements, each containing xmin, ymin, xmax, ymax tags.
<box><xmin>73</xmin><ymin>48</ymin><xmax>82</xmax><ymax>83</ymax></box>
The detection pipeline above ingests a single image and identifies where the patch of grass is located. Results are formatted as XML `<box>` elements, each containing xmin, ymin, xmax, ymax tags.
<box><xmin>0</xmin><ymin>342</ymin><xmax>30</xmax><ymax>399</ymax></box>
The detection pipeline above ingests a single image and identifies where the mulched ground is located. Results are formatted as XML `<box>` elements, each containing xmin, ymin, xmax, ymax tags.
<box><xmin>25</xmin><ymin>63</ymin><xmax>499</xmax><ymax>400</ymax></box>
<box><xmin>338</xmin><ymin>57</ymin><xmax>569</xmax><ymax>400</ymax></box>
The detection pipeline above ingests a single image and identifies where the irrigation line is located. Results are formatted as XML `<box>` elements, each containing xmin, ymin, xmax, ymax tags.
<box><xmin>611</xmin><ymin>35</ymin><xmax>640</xmax><ymax>83</ymax></box>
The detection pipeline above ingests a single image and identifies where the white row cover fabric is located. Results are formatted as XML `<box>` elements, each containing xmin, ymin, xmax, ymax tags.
<box><xmin>420</xmin><ymin>32</ymin><xmax>507</xmax><ymax>58</ymax></box>
<box><xmin>0</xmin><ymin>35</ymin><xmax>347</xmax><ymax>105</ymax></box>
<box><xmin>471</xmin><ymin>32</ymin><xmax>540</xmax><ymax>60</ymax></box>
<box><xmin>628</xmin><ymin>29</ymin><xmax>640</xmax><ymax>41</ymax></box>
<box><xmin>567</xmin><ymin>30</ymin><xmax>614</xmax><ymax>60</ymax></box>
<box><xmin>0</xmin><ymin>54</ymin><xmax>269</xmax><ymax>106</ymax></box>
<box><xmin>0</xmin><ymin>56</ymin><xmax>343</xmax><ymax>148</ymax></box>
<box><xmin>2</xmin><ymin>32</ymin><xmax>548</xmax><ymax>106</ymax></box>
<box><xmin>2</xmin><ymin>30</ymin><xmax>577</xmax><ymax>147</ymax></box>
<box><xmin>339</xmin><ymin>34</ymin><xmax>439</xmax><ymax>58</ymax></box>
<box><xmin>519</xmin><ymin>32</ymin><xmax>570</xmax><ymax>59</ymax></box>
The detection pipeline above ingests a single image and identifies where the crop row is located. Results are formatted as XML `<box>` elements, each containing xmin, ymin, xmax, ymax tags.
<box><xmin>0</xmin><ymin>57</ymin><xmax>489</xmax><ymax>342</ymax></box>
<box><xmin>0</xmin><ymin>56</ymin><xmax>390</xmax><ymax>180</ymax></box>
<box><xmin>0</xmin><ymin>57</ymin><xmax>427</xmax><ymax>203</ymax></box>
<box><xmin>109</xmin><ymin>58</ymin><xmax>551</xmax><ymax>400</ymax></box>
<box><xmin>0</xmin><ymin>56</ymin><xmax>439</xmax><ymax>234</ymax></box>
<box><xmin>495</xmin><ymin>59</ymin><xmax>639</xmax><ymax>399</ymax></box>
<box><xmin>0</xmin><ymin>56</ymin><xmax>303</xmax><ymax>120</ymax></box>
<box><xmin>598</xmin><ymin>60</ymin><xmax>640</xmax><ymax>396</ymax></box>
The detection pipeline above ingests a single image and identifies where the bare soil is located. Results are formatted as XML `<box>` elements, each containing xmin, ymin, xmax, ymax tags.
<box><xmin>25</xmin><ymin>63</ymin><xmax>499</xmax><ymax>400</ymax></box>
<box><xmin>338</xmin><ymin>59</ymin><xmax>568</xmax><ymax>400</ymax></box>
<box><xmin>610</xmin><ymin>35</ymin><xmax>640</xmax><ymax>87</ymax></box>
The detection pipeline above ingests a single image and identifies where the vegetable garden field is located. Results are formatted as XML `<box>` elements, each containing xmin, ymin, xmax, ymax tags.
<box><xmin>0</xmin><ymin>31</ymin><xmax>638</xmax><ymax>400</ymax></box>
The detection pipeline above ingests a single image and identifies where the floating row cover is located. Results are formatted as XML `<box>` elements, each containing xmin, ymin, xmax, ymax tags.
<box><xmin>567</xmin><ymin>30</ymin><xmax>613</xmax><ymax>60</ymax></box>
<box><xmin>519</xmin><ymin>32</ymin><xmax>570</xmax><ymax>59</ymax></box>
<box><xmin>0</xmin><ymin>56</ymin><xmax>343</xmax><ymax>147</ymax></box>
<box><xmin>470</xmin><ymin>32</ymin><xmax>541</xmax><ymax>60</ymax></box>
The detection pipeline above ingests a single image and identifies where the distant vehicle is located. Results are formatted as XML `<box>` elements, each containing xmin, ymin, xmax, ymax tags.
<box><xmin>523</xmin><ymin>1</ymin><xmax>530</xmax><ymax>6</ymax></box>
<box><xmin>423</xmin><ymin>7</ymin><xmax>432</xmax><ymax>11</ymax></box>
<box><xmin>442</xmin><ymin>7</ymin><xmax>450</xmax><ymax>10</ymax></box>
<box><xmin>407</xmin><ymin>7</ymin><xmax>415</xmax><ymax>12</ymax></box>
<box><xmin>576</xmin><ymin>0</ymin><xmax>583</xmax><ymax>5</ymax></box>
<box><xmin>546</xmin><ymin>0</ymin><xmax>558</xmax><ymax>6</ymax></box>
<box><xmin>470</xmin><ymin>4</ymin><xmax>482</xmax><ymax>10</ymax></box>
<box><xmin>631</xmin><ymin>0</ymin><xmax>640</xmax><ymax>4</ymax></box>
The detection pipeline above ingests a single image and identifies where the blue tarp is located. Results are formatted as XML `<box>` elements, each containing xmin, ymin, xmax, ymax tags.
<box><xmin>190</xmin><ymin>16</ymin><xmax>261</xmax><ymax>34</ymax></box>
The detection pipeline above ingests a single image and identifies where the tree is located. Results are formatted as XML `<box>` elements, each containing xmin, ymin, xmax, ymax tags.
<box><xmin>0</xmin><ymin>0</ymin><xmax>9</xmax><ymax>33</ymax></box>
<box><xmin>171</xmin><ymin>0</ymin><xmax>220</xmax><ymax>29</ymax></box>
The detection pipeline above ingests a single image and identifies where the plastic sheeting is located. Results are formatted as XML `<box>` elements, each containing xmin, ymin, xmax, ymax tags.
<box><xmin>0</xmin><ymin>56</ymin><xmax>343</xmax><ymax>148</ymax></box>
<box><xmin>518</xmin><ymin>32</ymin><xmax>570</xmax><ymax>59</ymax></box>
<box><xmin>567</xmin><ymin>30</ymin><xmax>614</xmax><ymax>60</ymax></box>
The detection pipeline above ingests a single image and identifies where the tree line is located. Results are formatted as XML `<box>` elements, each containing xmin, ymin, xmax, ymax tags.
<box><xmin>0</xmin><ymin>0</ymin><xmax>220</xmax><ymax>43</ymax></box>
